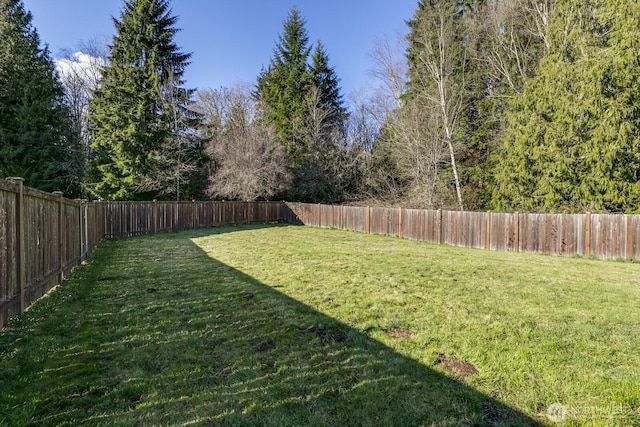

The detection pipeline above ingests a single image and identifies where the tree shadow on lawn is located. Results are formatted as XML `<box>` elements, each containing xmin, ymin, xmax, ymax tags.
<box><xmin>0</xmin><ymin>225</ymin><xmax>546</xmax><ymax>426</ymax></box>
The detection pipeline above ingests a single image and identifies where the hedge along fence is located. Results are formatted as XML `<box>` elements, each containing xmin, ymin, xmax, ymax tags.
<box><xmin>282</xmin><ymin>202</ymin><xmax>640</xmax><ymax>260</ymax></box>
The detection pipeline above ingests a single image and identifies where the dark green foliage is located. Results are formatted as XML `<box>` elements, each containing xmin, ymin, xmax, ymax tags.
<box><xmin>256</xmin><ymin>6</ymin><xmax>313</xmax><ymax>162</ymax></box>
<box><xmin>88</xmin><ymin>0</ymin><xmax>196</xmax><ymax>201</ymax></box>
<box><xmin>309</xmin><ymin>41</ymin><xmax>348</xmax><ymax>137</ymax></box>
<box><xmin>255</xmin><ymin>6</ymin><xmax>348</xmax><ymax>202</ymax></box>
<box><xmin>0</xmin><ymin>0</ymin><xmax>82</xmax><ymax>196</ymax></box>
<box><xmin>492</xmin><ymin>0</ymin><xmax>640</xmax><ymax>213</ymax></box>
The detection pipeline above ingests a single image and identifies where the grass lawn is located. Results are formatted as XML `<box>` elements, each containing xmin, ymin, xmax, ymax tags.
<box><xmin>1</xmin><ymin>224</ymin><xmax>639</xmax><ymax>426</ymax></box>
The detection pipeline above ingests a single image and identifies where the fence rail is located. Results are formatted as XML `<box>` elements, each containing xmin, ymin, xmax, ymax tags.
<box><xmin>3</xmin><ymin>178</ymin><xmax>640</xmax><ymax>329</ymax></box>
<box><xmin>283</xmin><ymin>202</ymin><xmax>640</xmax><ymax>260</ymax></box>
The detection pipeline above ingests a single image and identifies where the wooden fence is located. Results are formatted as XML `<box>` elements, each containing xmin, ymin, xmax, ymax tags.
<box><xmin>0</xmin><ymin>177</ymin><xmax>284</xmax><ymax>328</ymax></box>
<box><xmin>0</xmin><ymin>178</ymin><xmax>105</xmax><ymax>328</ymax></box>
<box><xmin>103</xmin><ymin>200</ymin><xmax>283</xmax><ymax>238</ymax></box>
<box><xmin>3</xmin><ymin>177</ymin><xmax>640</xmax><ymax>329</ymax></box>
<box><xmin>282</xmin><ymin>202</ymin><xmax>640</xmax><ymax>260</ymax></box>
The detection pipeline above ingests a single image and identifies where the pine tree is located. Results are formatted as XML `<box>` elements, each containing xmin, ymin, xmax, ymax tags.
<box><xmin>88</xmin><ymin>0</ymin><xmax>193</xmax><ymax>200</ymax></box>
<box><xmin>0</xmin><ymin>0</ymin><xmax>81</xmax><ymax>195</ymax></box>
<box><xmin>492</xmin><ymin>0</ymin><xmax>640</xmax><ymax>213</ymax></box>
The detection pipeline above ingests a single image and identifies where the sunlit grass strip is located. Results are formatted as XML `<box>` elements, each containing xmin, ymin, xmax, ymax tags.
<box><xmin>0</xmin><ymin>224</ymin><xmax>638</xmax><ymax>426</ymax></box>
<box><xmin>192</xmin><ymin>225</ymin><xmax>640</xmax><ymax>426</ymax></box>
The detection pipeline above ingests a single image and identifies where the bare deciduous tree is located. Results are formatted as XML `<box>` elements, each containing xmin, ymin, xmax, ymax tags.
<box><xmin>55</xmin><ymin>40</ymin><xmax>108</xmax><ymax>196</ymax></box>
<box><xmin>408</xmin><ymin>2</ymin><xmax>466</xmax><ymax>210</ymax></box>
<box><xmin>209</xmin><ymin>121</ymin><xmax>289</xmax><ymax>201</ymax></box>
<box><xmin>134</xmin><ymin>70</ymin><xmax>203</xmax><ymax>200</ymax></box>
<box><xmin>368</xmin><ymin>33</ymin><xmax>408</xmax><ymax>110</ymax></box>
<box><xmin>193</xmin><ymin>85</ymin><xmax>290</xmax><ymax>201</ymax></box>
<box><xmin>478</xmin><ymin>0</ymin><xmax>555</xmax><ymax>95</ymax></box>
<box><xmin>57</xmin><ymin>40</ymin><xmax>107</xmax><ymax>147</ymax></box>
<box><xmin>389</xmin><ymin>99</ymin><xmax>448</xmax><ymax>208</ymax></box>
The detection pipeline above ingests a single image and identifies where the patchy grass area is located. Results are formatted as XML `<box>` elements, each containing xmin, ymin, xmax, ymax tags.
<box><xmin>1</xmin><ymin>224</ymin><xmax>639</xmax><ymax>426</ymax></box>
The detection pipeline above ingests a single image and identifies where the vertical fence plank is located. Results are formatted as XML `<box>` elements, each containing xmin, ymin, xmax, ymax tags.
<box><xmin>585</xmin><ymin>212</ymin><xmax>591</xmax><ymax>258</ymax></box>
<box><xmin>7</xmin><ymin>178</ymin><xmax>25</xmax><ymax>313</ymax></box>
<box><xmin>53</xmin><ymin>192</ymin><xmax>64</xmax><ymax>284</ymax></box>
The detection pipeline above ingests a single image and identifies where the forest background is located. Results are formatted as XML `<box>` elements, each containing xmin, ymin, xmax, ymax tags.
<box><xmin>2</xmin><ymin>0</ymin><xmax>639</xmax><ymax>213</ymax></box>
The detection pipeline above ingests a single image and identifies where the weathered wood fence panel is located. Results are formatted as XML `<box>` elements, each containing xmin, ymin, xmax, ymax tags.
<box><xmin>400</xmin><ymin>209</ymin><xmax>439</xmax><ymax>243</ymax></box>
<box><xmin>591</xmin><ymin>214</ymin><xmax>640</xmax><ymax>260</ymax></box>
<box><xmin>0</xmin><ymin>179</ymin><xmax>98</xmax><ymax>328</ymax></box>
<box><xmin>103</xmin><ymin>201</ymin><xmax>283</xmax><ymax>238</ymax></box>
<box><xmin>283</xmin><ymin>203</ymin><xmax>640</xmax><ymax>263</ymax></box>
<box><xmin>488</xmin><ymin>213</ymin><xmax>516</xmax><ymax>252</ymax></box>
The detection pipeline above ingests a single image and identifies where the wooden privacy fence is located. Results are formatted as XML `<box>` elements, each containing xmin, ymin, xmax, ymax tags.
<box><xmin>0</xmin><ymin>177</ymin><xmax>284</xmax><ymax>328</ymax></box>
<box><xmin>3</xmin><ymin>177</ymin><xmax>640</xmax><ymax>328</ymax></box>
<box><xmin>103</xmin><ymin>200</ymin><xmax>283</xmax><ymax>238</ymax></box>
<box><xmin>0</xmin><ymin>178</ymin><xmax>105</xmax><ymax>328</ymax></box>
<box><xmin>282</xmin><ymin>202</ymin><xmax>640</xmax><ymax>261</ymax></box>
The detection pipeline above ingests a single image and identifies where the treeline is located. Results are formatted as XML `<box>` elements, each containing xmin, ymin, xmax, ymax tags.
<box><xmin>2</xmin><ymin>0</ymin><xmax>640</xmax><ymax>213</ymax></box>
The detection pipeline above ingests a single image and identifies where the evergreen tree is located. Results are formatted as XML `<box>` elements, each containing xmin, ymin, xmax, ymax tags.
<box><xmin>256</xmin><ymin>6</ymin><xmax>313</xmax><ymax>163</ymax></box>
<box><xmin>309</xmin><ymin>41</ymin><xmax>347</xmax><ymax>137</ymax></box>
<box><xmin>0</xmin><ymin>0</ymin><xmax>81</xmax><ymax>195</ymax></box>
<box><xmin>88</xmin><ymin>0</ymin><xmax>194</xmax><ymax>200</ymax></box>
<box><xmin>492</xmin><ymin>0</ymin><xmax>640</xmax><ymax>213</ymax></box>
<box><xmin>256</xmin><ymin>6</ymin><xmax>348</xmax><ymax>202</ymax></box>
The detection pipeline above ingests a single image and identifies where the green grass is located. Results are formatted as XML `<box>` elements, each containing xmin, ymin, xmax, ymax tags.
<box><xmin>1</xmin><ymin>224</ymin><xmax>639</xmax><ymax>426</ymax></box>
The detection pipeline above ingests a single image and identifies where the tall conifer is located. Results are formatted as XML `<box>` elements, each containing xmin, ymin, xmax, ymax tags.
<box><xmin>256</xmin><ymin>6</ymin><xmax>313</xmax><ymax>163</ymax></box>
<box><xmin>0</xmin><ymin>0</ymin><xmax>80</xmax><ymax>195</ymax></box>
<box><xmin>256</xmin><ymin>6</ymin><xmax>347</xmax><ymax>202</ymax></box>
<box><xmin>88</xmin><ymin>0</ymin><xmax>193</xmax><ymax>200</ymax></box>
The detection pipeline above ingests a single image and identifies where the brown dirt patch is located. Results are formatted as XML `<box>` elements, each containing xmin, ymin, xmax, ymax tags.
<box><xmin>385</xmin><ymin>326</ymin><xmax>416</xmax><ymax>339</ymax></box>
<box><xmin>482</xmin><ymin>400</ymin><xmax>507</xmax><ymax>424</ymax></box>
<box><xmin>435</xmin><ymin>353</ymin><xmax>478</xmax><ymax>378</ymax></box>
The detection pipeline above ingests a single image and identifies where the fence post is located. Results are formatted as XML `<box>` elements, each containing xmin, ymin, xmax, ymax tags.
<box><xmin>317</xmin><ymin>203</ymin><xmax>321</xmax><ymax>228</ymax></box>
<box><xmin>53</xmin><ymin>191</ymin><xmax>64</xmax><ymax>284</ymax></box>
<box><xmin>82</xmin><ymin>200</ymin><xmax>89</xmax><ymax>257</ymax></box>
<box><xmin>152</xmin><ymin>200</ymin><xmax>158</xmax><ymax>233</ymax></box>
<box><xmin>192</xmin><ymin>200</ymin><xmax>197</xmax><ymax>229</ymax></box>
<box><xmin>625</xmin><ymin>214</ymin><xmax>633</xmax><ymax>259</ymax></box>
<box><xmin>485</xmin><ymin>212</ymin><xmax>491</xmax><ymax>250</ymax></box>
<box><xmin>437</xmin><ymin>209</ymin><xmax>443</xmax><ymax>245</ymax></box>
<box><xmin>7</xmin><ymin>177</ymin><xmax>25</xmax><ymax>313</ymax></box>
<box><xmin>398</xmin><ymin>207</ymin><xmax>402</xmax><ymax>238</ymax></box>
<box><xmin>514</xmin><ymin>212</ymin><xmax>520</xmax><ymax>252</ymax></box>
<box><xmin>367</xmin><ymin>206</ymin><xmax>371</xmax><ymax>234</ymax></box>
<box><xmin>585</xmin><ymin>212</ymin><xmax>591</xmax><ymax>258</ymax></box>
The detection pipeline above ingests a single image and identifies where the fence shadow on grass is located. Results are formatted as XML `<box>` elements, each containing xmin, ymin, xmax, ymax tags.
<box><xmin>0</xmin><ymin>224</ymin><xmax>546</xmax><ymax>426</ymax></box>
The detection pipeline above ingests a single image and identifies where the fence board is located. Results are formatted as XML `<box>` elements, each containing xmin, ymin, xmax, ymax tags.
<box><xmin>592</xmin><ymin>214</ymin><xmax>626</xmax><ymax>260</ymax></box>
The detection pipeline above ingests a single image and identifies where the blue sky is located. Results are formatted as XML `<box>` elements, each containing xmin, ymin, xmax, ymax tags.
<box><xmin>22</xmin><ymin>0</ymin><xmax>416</xmax><ymax>96</ymax></box>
